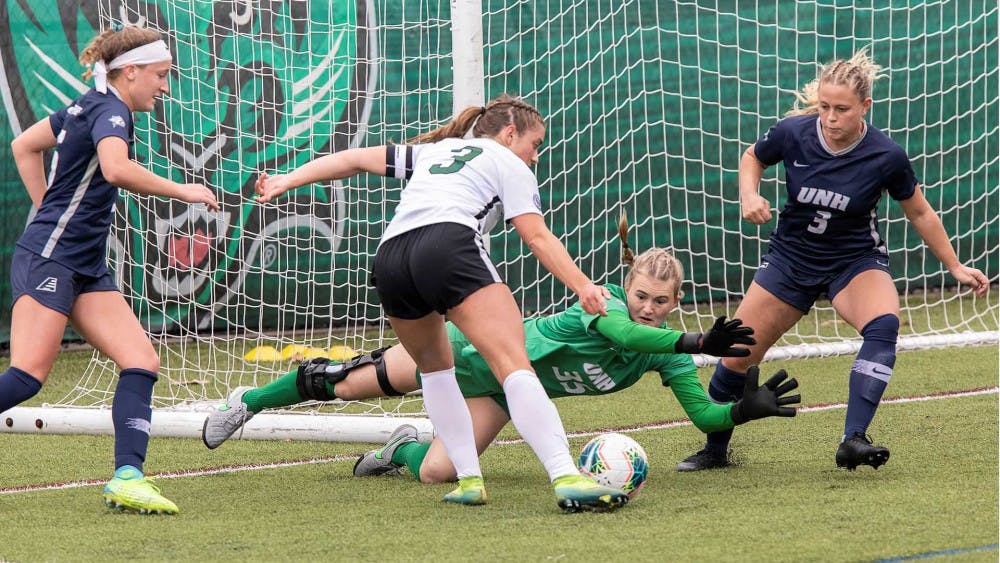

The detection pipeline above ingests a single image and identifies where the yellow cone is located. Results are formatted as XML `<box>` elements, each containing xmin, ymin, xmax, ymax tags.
<box><xmin>280</xmin><ymin>344</ymin><xmax>312</xmax><ymax>361</ymax></box>
<box><xmin>243</xmin><ymin>345</ymin><xmax>280</xmax><ymax>362</ymax></box>
<box><xmin>327</xmin><ymin>345</ymin><xmax>358</xmax><ymax>361</ymax></box>
<box><xmin>302</xmin><ymin>347</ymin><xmax>332</xmax><ymax>360</ymax></box>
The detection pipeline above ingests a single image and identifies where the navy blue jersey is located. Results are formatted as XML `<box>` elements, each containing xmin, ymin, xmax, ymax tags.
<box><xmin>17</xmin><ymin>88</ymin><xmax>133</xmax><ymax>277</ymax></box>
<box><xmin>753</xmin><ymin>114</ymin><xmax>917</xmax><ymax>270</ymax></box>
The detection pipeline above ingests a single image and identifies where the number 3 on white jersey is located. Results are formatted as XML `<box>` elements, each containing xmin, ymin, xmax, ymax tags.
<box><xmin>429</xmin><ymin>146</ymin><xmax>484</xmax><ymax>174</ymax></box>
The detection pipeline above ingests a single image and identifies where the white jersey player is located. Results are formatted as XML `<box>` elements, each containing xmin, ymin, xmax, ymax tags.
<box><xmin>254</xmin><ymin>93</ymin><xmax>628</xmax><ymax>513</ymax></box>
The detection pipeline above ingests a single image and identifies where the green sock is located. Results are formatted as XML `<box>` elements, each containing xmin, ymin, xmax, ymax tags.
<box><xmin>392</xmin><ymin>442</ymin><xmax>431</xmax><ymax>481</ymax></box>
<box><xmin>242</xmin><ymin>370</ymin><xmax>305</xmax><ymax>413</ymax></box>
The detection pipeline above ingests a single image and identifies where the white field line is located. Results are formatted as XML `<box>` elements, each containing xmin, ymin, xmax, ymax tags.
<box><xmin>2</xmin><ymin>386</ymin><xmax>996</xmax><ymax>496</ymax></box>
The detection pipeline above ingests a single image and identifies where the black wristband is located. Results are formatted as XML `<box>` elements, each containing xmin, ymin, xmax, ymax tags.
<box><xmin>675</xmin><ymin>332</ymin><xmax>702</xmax><ymax>354</ymax></box>
<box><xmin>730</xmin><ymin>401</ymin><xmax>748</xmax><ymax>425</ymax></box>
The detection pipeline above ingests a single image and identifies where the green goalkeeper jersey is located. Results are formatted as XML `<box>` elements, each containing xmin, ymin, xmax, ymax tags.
<box><xmin>444</xmin><ymin>284</ymin><xmax>736</xmax><ymax>432</ymax></box>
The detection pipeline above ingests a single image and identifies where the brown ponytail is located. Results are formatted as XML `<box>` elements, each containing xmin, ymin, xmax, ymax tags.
<box><xmin>408</xmin><ymin>93</ymin><xmax>544</xmax><ymax>144</ymax></box>
<box><xmin>79</xmin><ymin>25</ymin><xmax>164</xmax><ymax>81</ymax></box>
<box><xmin>619</xmin><ymin>213</ymin><xmax>635</xmax><ymax>266</ymax></box>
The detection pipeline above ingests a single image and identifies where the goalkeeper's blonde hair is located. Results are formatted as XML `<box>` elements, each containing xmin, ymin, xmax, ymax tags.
<box><xmin>618</xmin><ymin>214</ymin><xmax>685</xmax><ymax>299</ymax></box>
<box><xmin>786</xmin><ymin>48</ymin><xmax>885</xmax><ymax>116</ymax></box>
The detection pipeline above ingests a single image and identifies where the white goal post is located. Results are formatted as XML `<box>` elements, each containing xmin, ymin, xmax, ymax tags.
<box><xmin>1</xmin><ymin>1</ymin><xmax>995</xmax><ymax>441</ymax></box>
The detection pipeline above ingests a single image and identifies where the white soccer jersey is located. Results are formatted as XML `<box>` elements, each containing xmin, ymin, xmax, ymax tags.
<box><xmin>380</xmin><ymin>137</ymin><xmax>542</xmax><ymax>245</ymax></box>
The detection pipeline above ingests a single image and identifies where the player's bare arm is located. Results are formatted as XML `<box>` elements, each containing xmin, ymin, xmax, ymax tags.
<box><xmin>254</xmin><ymin>146</ymin><xmax>389</xmax><ymax>203</ymax></box>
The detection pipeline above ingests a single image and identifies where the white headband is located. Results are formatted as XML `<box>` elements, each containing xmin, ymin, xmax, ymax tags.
<box><xmin>93</xmin><ymin>39</ymin><xmax>172</xmax><ymax>93</ymax></box>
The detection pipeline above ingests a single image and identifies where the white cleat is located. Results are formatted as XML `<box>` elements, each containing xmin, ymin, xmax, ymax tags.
<box><xmin>202</xmin><ymin>386</ymin><xmax>255</xmax><ymax>449</ymax></box>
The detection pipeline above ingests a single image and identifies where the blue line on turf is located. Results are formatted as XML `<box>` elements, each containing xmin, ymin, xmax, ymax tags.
<box><xmin>874</xmin><ymin>543</ymin><xmax>999</xmax><ymax>562</ymax></box>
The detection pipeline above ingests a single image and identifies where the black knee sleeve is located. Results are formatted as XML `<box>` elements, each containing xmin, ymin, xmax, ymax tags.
<box><xmin>296</xmin><ymin>347</ymin><xmax>402</xmax><ymax>401</ymax></box>
<box><xmin>297</xmin><ymin>358</ymin><xmax>341</xmax><ymax>401</ymax></box>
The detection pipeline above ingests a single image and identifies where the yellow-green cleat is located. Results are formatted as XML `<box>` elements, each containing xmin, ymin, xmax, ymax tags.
<box><xmin>553</xmin><ymin>473</ymin><xmax>628</xmax><ymax>513</ymax></box>
<box><xmin>442</xmin><ymin>475</ymin><xmax>487</xmax><ymax>506</ymax></box>
<box><xmin>102</xmin><ymin>466</ymin><xmax>178</xmax><ymax>515</ymax></box>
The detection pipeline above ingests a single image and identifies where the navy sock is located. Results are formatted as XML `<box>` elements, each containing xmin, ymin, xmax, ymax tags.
<box><xmin>0</xmin><ymin>367</ymin><xmax>43</xmax><ymax>414</ymax></box>
<box><xmin>845</xmin><ymin>314</ymin><xmax>898</xmax><ymax>438</ymax></box>
<box><xmin>112</xmin><ymin>368</ymin><xmax>158</xmax><ymax>472</ymax></box>
<box><xmin>705</xmin><ymin>363</ymin><xmax>746</xmax><ymax>454</ymax></box>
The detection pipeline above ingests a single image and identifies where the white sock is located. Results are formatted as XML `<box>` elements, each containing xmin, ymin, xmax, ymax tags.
<box><xmin>420</xmin><ymin>368</ymin><xmax>482</xmax><ymax>479</ymax></box>
<box><xmin>502</xmin><ymin>370</ymin><xmax>579</xmax><ymax>481</ymax></box>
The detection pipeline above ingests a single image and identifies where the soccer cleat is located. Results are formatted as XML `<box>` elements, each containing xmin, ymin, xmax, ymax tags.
<box><xmin>202</xmin><ymin>386</ymin><xmax>255</xmax><ymax>449</ymax></box>
<box><xmin>442</xmin><ymin>476</ymin><xmax>488</xmax><ymax>506</ymax></box>
<box><xmin>553</xmin><ymin>473</ymin><xmax>629</xmax><ymax>513</ymax></box>
<box><xmin>836</xmin><ymin>433</ymin><xmax>890</xmax><ymax>471</ymax></box>
<box><xmin>675</xmin><ymin>448</ymin><xmax>730</xmax><ymax>472</ymax></box>
<box><xmin>353</xmin><ymin>424</ymin><xmax>419</xmax><ymax>477</ymax></box>
<box><xmin>102</xmin><ymin>466</ymin><xmax>178</xmax><ymax>515</ymax></box>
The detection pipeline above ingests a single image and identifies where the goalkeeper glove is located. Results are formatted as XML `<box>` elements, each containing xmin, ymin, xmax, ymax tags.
<box><xmin>730</xmin><ymin>366</ymin><xmax>801</xmax><ymax>425</ymax></box>
<box><xmin>674</xmin><ymin>316</ymin><xmax>756</xmax><ymax>357</ymax></box>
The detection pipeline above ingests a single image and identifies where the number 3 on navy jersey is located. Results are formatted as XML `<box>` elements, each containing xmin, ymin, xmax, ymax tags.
<box><xmin>808</xmin><ymin>210</ymin><xmax>831</xmax><ymax>234</ymax></box>
<box><xmin>429</xmin><ymin>146</ymin><xmax>484</xmax><ymax>174</ymax></box>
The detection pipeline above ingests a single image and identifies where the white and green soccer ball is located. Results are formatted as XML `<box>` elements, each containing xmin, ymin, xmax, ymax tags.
<box><xmin>578</xmin><ymin>432</ymin><xmax>649</xmax><ymax>498</ymax></box>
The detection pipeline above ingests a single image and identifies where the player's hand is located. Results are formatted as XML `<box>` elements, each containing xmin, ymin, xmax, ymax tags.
<box><xmin>254</xmin><ymin>172</ymin><xmax>296</xmax><ymax>203</ymax></box>
<box><xmin>741</xmin><ymin>192</ymin><xmax>772</xmax><ymax>224</ymax></box>
<box><xmin>730</xmin><ymin>366</ymin><xmax>800</xmax><ymax>425</ymax></box>
<box><xmin>179</xmin><ymin>182</ymin><xmax>219</xmax><ymax>211</ymax></box>
<box><xmin>674</xmin><ymin>316</ymin><xmax>756</xmax><ymax>357</ymax></box>
<box><xmin>577</xmin><ymin>283</ymin><xmax>610</xmax><ymax>316</ymax></box>
<box><xmin>949</xmin><ymin>264</ymin><xmax>990</xmax><ymax>298</ymax></box>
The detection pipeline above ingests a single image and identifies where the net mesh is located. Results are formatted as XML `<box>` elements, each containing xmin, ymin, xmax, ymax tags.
<box><xmin>42</xmin><ymin>0</ymin><xmax>996</xmax><ymax>417</ymax></box>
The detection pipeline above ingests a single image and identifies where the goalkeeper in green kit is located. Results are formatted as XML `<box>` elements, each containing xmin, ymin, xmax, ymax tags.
<box><xmin>203</xmin><ymin>220</ymin><xmax>801</xmax><ymax>483</ymax></box>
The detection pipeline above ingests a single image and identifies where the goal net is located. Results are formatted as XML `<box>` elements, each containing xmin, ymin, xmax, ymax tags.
<box><xmin>1</xmin><ymin>0</ymin><xmax>995</xmax><ymax>440</ymax></box>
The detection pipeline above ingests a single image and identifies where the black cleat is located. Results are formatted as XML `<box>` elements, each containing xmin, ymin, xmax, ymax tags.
<box><xmin>675</xmin><ymin>448</ymin><xmax>730</xmax><ymax>472</ymax></box>
<box><xmin>836</xmin><ymin>433</ymin><xmax>890</xmax><ymax>471</ymax></box>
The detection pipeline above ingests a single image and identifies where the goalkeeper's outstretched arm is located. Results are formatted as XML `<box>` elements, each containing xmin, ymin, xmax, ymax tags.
<box><xmin>593</xmin><ymin>310</ymin><xmax>756</xmax><ymax>358</ymax></box>
<box><xmin>666</xmin><ymin>366</ymin><xmax>800</xmax><ymax>433</ymax></box>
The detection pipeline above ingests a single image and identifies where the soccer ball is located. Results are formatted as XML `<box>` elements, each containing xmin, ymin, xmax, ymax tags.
<box><xmin>578</xmin><ymin>432</ymin><xmax>649</xmax><ymax>498</ymax></box>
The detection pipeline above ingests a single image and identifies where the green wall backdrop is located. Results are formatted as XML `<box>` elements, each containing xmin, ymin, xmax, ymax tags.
<box><xmin>0</xmin><ymin>1</ymin><xmax>996</xmax><ymax>342</ymax></box>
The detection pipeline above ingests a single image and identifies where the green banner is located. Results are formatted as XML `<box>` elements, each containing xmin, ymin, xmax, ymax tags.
<box><xmin>0</xmin><ymin>1</ymin><xmax>996</xmax><ymax>342</ymax></box>
<box><xmin>0</xmin><ymin>1</ymin><xmax>372</xmax><ymax>338</ymax></box>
